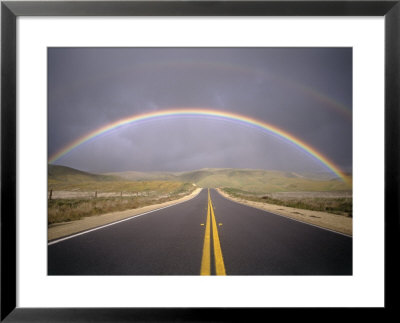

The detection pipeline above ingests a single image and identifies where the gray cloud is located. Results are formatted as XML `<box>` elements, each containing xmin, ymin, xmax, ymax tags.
<box><xmin>49</xmin><ymin>47</ymin><xmax>352</xmax><ymax>175</ymax></box>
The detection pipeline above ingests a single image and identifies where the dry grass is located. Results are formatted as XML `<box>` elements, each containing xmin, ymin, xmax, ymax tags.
<box><xmin>217</xmin><ymin>189</ymin><xmax>352</xmax><ymax>236</ymax></box>
<box><xmin>48</xmin><ymin>183</ymin><xmax>195</xmax><ymax>225</ymax></box>
<box><xmin>48</xmin><ymin>179</ymin><xmax>190</xmax><ymax>193</ymax></box>
<box><xmin>48</xmin><ymin>188</ymin><xmax>202</xmax><ymax>241</ymax></box>
<box><xmin>222</xmin><ymin>188</ymin><xmax>352</xmax><ymax>217</ymax></box>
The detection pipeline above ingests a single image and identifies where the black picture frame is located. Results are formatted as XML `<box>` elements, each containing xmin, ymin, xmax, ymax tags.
<box><xmin>1</xmin><ymin>0</ymin><xmax>399</xmax><ymax>321</ymax></box>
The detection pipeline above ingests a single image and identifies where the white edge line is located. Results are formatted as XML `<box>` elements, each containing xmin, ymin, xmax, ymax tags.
<box><xmin>48</xmin><ymin>188</ymin><xmax>203</xmax><ymax>246</ymax></box>
<box><xmin>214</xmin><ymin>189</ymin><xmax>352</xmax><ymax>238</ymax></box>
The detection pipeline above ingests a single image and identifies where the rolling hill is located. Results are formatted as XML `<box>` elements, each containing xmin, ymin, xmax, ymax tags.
<box><xmin>48</xmin><ymin>165</ymin><xmax>194</xmax><ymax>193</ymax></box>
<box><xmin>48</xmin><ymin>164</ymin><xmax>120</xmax><ymax>182</ymax></box>
<box><xmin>49</xmin><ymin>165</ymin><xmax>351</xmax><ymax>193</ymax></box>
<box><xmin>107</xmin><ymin>168</ymin><xmax>352</xmax><ymax>193</ymax></box>
<box><xmin>105</xmin><ymin>170</ymin><xmax>178</xmax><ymax>181</ymax></box>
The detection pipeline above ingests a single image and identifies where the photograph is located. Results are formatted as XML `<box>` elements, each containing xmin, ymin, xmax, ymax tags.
<box><xmin>47</xmin><ymin>47</ymin><xmax>353</xmax><ymax>276</ymax></box>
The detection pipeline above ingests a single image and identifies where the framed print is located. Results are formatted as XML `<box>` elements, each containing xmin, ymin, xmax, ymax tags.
<box><xmin>1</xmin><ymin>0</ymin><xmax>399</xmax><ymax>321</ymax></box>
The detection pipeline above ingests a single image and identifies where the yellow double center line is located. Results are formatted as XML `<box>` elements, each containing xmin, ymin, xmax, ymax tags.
<box><xmin>200</xmin><ymin>189</ymin><xmax>226</xmax><ymax>275</ymax></box>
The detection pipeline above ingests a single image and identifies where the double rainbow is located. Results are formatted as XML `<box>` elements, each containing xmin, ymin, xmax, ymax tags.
<box><xmin>48</xmin><ymin>108</ymin><xmax>351</xmax><ymax>185</ymax></box>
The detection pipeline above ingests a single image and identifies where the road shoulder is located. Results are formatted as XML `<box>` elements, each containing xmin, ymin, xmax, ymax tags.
<box><xmin>216</xmin><ymin>188</ymin><xmax>352</xmax><ymax>236</ymax></box>
<box><xmin>48</xmin><ymin>188</ymin><xmax>202</xmax><ymax>241</ymax></box>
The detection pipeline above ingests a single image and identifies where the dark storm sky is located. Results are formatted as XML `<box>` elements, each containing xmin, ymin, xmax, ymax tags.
<box><xmin>48</xmin><ymin>47</ymin><xmax>352</xmax><ymax>175</ymax></box>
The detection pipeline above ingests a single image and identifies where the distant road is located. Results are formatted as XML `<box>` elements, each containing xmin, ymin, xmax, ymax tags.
<box><xmin>48</xmin><ymin>189</ymin><xmax>352</xmax><ymax>275</ymax></box>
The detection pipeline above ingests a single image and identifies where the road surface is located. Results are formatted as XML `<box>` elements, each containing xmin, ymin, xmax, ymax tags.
<box><xmin>48</xmin><ymin>188</ymin><xmax>352</xmax><ymax>275</ymax></box>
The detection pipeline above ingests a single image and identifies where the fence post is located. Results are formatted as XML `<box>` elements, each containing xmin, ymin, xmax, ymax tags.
<box><xmin>49</xmin><ymin>189</ymin><xmax>52</xmax><ymax>200</ymax></box>
<box><xmin>94</xmin><ymin>191</ymin><xmax>97</xmax><ymax>198</ymax></box>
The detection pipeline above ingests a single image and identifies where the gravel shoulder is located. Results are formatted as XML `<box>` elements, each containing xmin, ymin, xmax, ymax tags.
<box><xmin>216</xmin><ymin>189</ymin><xmax>352</xmax><ymax>236</ymax></box>
<box><xmin>48</xmin><ymin>188</ymin><xmax>202</xmax><ymax>241</ymax></box>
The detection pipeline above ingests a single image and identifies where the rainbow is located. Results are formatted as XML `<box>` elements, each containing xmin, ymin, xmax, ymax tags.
<box><xmin>48</xmin><ymin>108</ymin><xmax>352</xmax><ymax>185</ymax></box>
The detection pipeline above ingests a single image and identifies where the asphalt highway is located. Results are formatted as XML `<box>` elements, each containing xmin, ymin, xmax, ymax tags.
<box><xmin>48</xmin><ymin>188</ymin><xmax>352</xmax><ymax>275</ymax></box>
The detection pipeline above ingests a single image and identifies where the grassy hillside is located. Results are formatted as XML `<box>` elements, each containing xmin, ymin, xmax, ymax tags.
<box><xmin>110</xmin><ymin>168</ymin><xmax>351</xmax><ymax>193</ymax></box>
<box><xmin>105</xmin><ymin>170</ymin><xmax>178</xmax><ymax>181</ymax></box>
<box><xmin>193</xmin><ymin>169</ymin><xmax>351</xmax><ymax>192</ymax></box>
<box><xmin>50</xmin><ymin>165</ymin><xmax>352</xmax><ymax>193</ymax></box>
<box><xmin>48</xmin><ymin>165</ymin><xmax>197</xmax><ymax>224</ymax></box>
<box><xmin>48</xmin><ymin>164</ymin><xmax>194</xmax><ymax>194</ymax></box>
<box><xmin>49</xmin><ymin>164</ymin><xmax>120</xmax><ymax>183</ymax></box>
